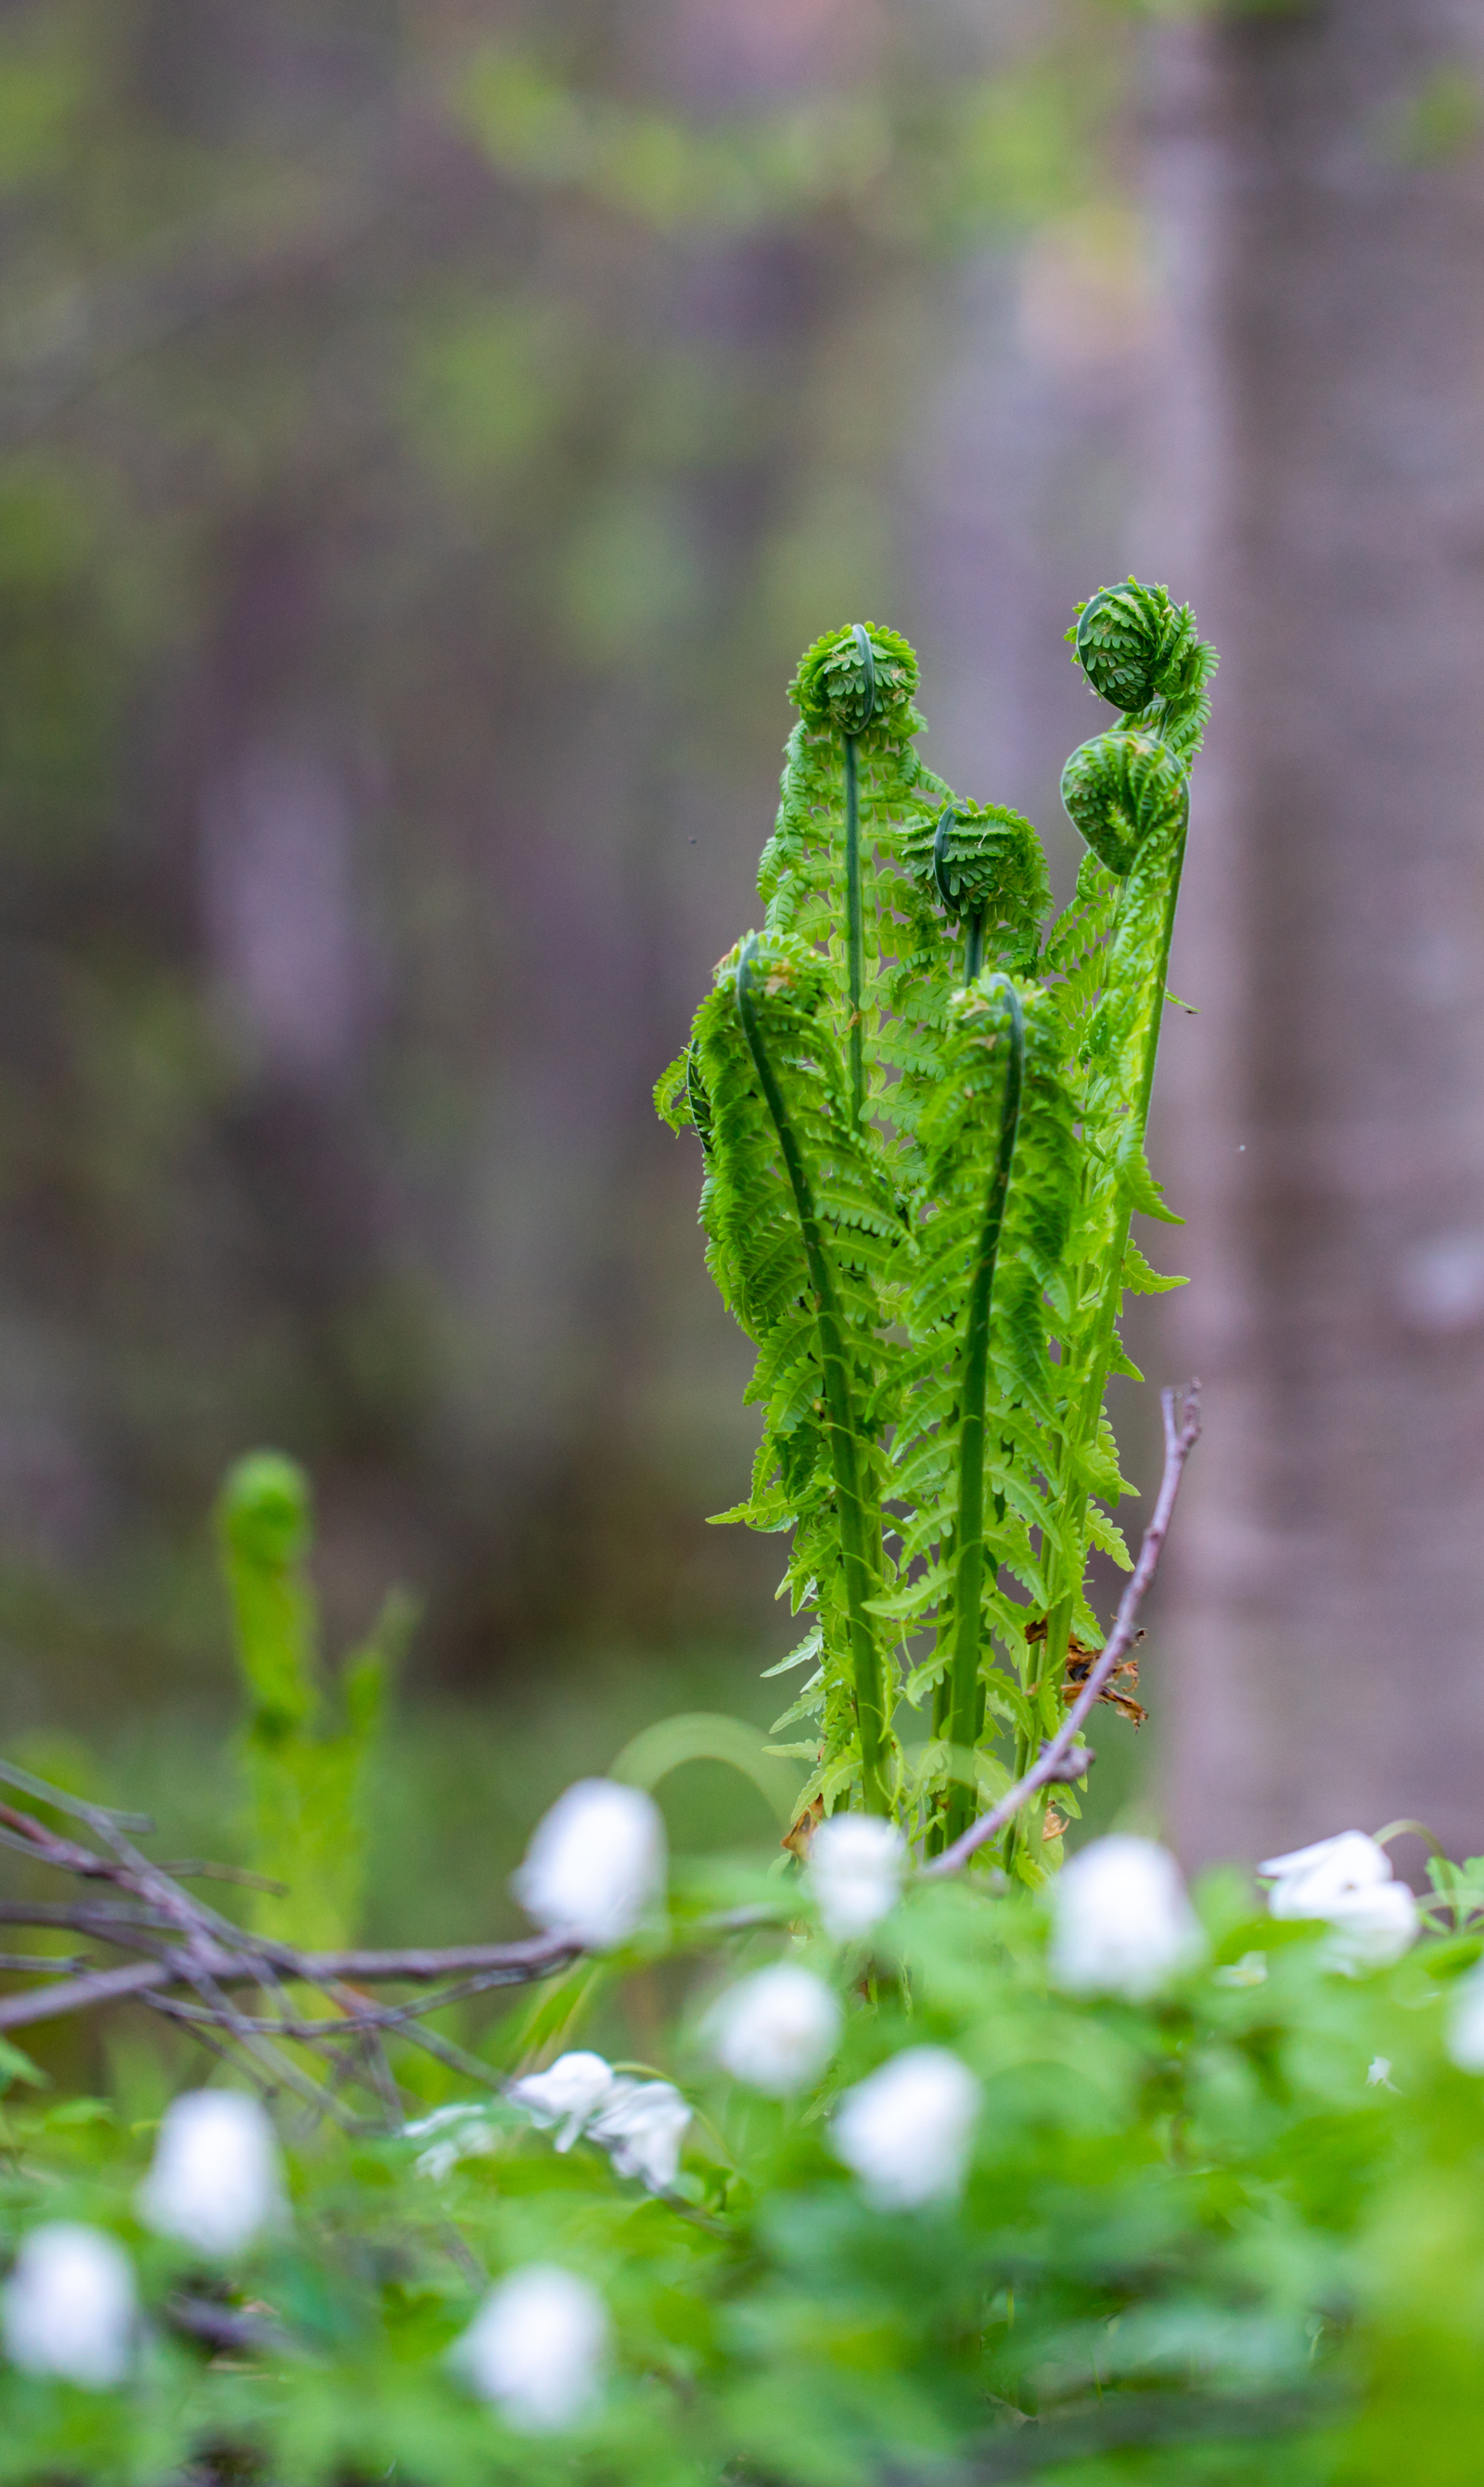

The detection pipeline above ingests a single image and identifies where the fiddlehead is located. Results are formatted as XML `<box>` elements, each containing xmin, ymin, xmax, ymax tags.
<box><xmin>761</xmin><ymin>622</ymin><xmax>950</xmax><ymax>1133</ymax></box>
<box><xmin>918</xmin><ymin>801</ymin><xmax>1051</xmax><ymax>982</ymax></box>
<box><xmin>880</xmin><ymin>800</ymin><xmax>1052</xmax><ymax>1187</ymax></box>
<box><xmin>1070</xmin><ymin>577</ymin><xmax>1218</xmax><ymax>768</ymax></box>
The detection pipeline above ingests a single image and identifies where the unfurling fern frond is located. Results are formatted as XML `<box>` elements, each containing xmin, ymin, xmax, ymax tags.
<box><xmin>761</xmin><ymin>621</ymin><xmax>950</xmax><ymax>1131</ymax></box>
<box><xmin>1062</xmin><ymin>728</ymin><xmax>1189</xmax><ymax>1219</ymax></box>
<box><xmin>1034</xmin><ymin>585</ymin><xmax>1216</xmax><ymax>1753</ymax></box>
<box><xmin>685</xmin><ymin>929</ymin><xmax>905</xmax><ymax>1815</ymax></box>
<box><xmin>659</xmin><ymin>583</ymin><xmax>1216</xmax><ymax>1879</ymax></box>
<box><xmin>1070</xmin><ymin>575</ymin><xmax>1218</xmax><ymax>766</ymax></box>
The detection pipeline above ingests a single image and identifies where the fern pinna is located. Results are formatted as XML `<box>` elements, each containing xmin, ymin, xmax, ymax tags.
<box><xmin>657</xmin><ymin>582</ymin><xmax>1217</xmax><ymax>1880</ymax></box>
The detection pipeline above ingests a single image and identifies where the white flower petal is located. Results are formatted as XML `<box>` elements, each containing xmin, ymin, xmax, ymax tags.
<box><xmin>806</xmin><ymin>1815</ymin><xmax>907</xmax><ymax>1941</ymax></box>
<box><xmin>709</xmin><ymin>1965</ymin><xmax>842</xmax><ymax>2096</ymax></box>
<box><xmin>585</xmin><ymin>2078</ymin><xmax>691</xmax><ymax>2192</ymax></box>
<box><xmin>2</xmin><ymin>2224</ymin><xmax>136</xmax><ymax>2389</ymax></box>
<box><xmin>1259</xmin><ymin>1830</ymin><xmax>1417</xmax><ymax>1969</ymax></box>
<box><xmin>1049</xmin><ymin>1835</ymin><xmax>1203</xmax><ymax>2000</ymax></box>
<box><xmin>508</xmin><ymin>2052</ymin><xmax>618</xmax><ymax>2149</ymax></box>
<box><xmin>403</xmin><ymin>2102</ymin><xmax>503</xmax><ymax>2179</ymax></box>
<box><xmin>1260</xmin><ymin>1829</ymin><xmax>1392</xmax><ymax>1917</ymax></box>
<box><xmin>832</xmin><ymin>2046</ymin><xmax>979</xmax><ymax>2210</ymax></box>
<box><xmin>138</xmin><ymin>2091</ymin><xmax>287</xmax><ymax>2258</ymax></box>
<box><xmin>513</xmin><ymin>1780</ymin><xmax>666</xmax><ymax>1949</ymax></box>
<box><xmin>1321</xmin><ymin>1878</ymin><xmax>1419</xmax><ymax>1972</ymax></box>
<box><xmin>454</xmin><ymin>2265</ymin><xmax>608</xmax><ymax>2431</ymax></box>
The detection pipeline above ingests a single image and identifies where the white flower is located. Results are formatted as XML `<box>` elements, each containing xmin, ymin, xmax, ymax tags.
<box><xmin>454</xmin><ymin>2264</ymin><xmax>608</xmax><ymax>2431</ymax></box>
<box><xmin>513</xmin><ymin>1780</ymin><xmax>666</xmax><ymax>1949</ymax></box>
<box><xmin>1049</xmin><ymin>1835</ymin><xmax>1203</xmax><ymax>2000</ymax></box>
<box><xmin>507</xmin><ymin>2052</ymin><xmax>618</xmax><ymax>2149</ymax></box>
<box><xmin>1260</xmin><ymin>1830</ymin><xmax>1419</xmax><ymax>1971</ymax></box>
<box><xmin>708</xmin><ymin>1964</ymin><xmax>843</xmax><ymax>2096</ymax></box>
<box><xmin>1322</xmin><ymin>1881</ymin><xmax>1419</xmax><ymax>1972</ymax></box>
<box><xmin>586</xmin><ymin>2078</ymin><xmax>691</xmax><ymax>2192</ymax></box>
<box><xmin>501</xmin><ymin>2049</ymin><xmax>689</xmax><ymax>2191</ymax></box>
<box><xmin>1260</xmin><ymin>1830</ymin><xmax>1390</xmax><ymax>1915</ymax></box>
<box><xmin>832</xmin><ymin>2046</ymin><xmax>979</xmax><ymax>2210</ymax></box>
<box><xmin>1447</xmin><ymin>1963</ymin><xmax>1484</xmax><ymax>2071</ymax></box>
<box><xmin>138</xmin><ymin>2090</ymin><xmax>287</xmax><ymax>2258</ymax></box>
<box><xmin>2</xmin><ymin>2224</ymin><xmax>136</xmax><ymax>2389</ymax></box>
<box><xmin>403</xmin><ymin>2102</ymin><xmax>503</xmax><ymax>2181</ymax></box>
<box><xmin>807</xmin><ymin>1814</ymin><xmax>907</xmax><ymax>1940</ymax></box>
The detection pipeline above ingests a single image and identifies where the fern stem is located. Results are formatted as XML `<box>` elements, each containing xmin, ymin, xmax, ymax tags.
<box><xmin>736</xmin><ymin>940</ymin><xmax>889</xmax><ymax>1814</ymax></box>
<box><xmin>940</xmin><ymin>980</ymin><xmax>1024</xmax><ymax>1852</ymax></box>
<box><xmin>842</xmin><ymin>624</ymin><xmax>875</xmax><ymax>1123</ymax></box>
<box><xmin>964</xmin><ymin>909</ymin><xmax>985</xmax><ymax>983</ymax></box>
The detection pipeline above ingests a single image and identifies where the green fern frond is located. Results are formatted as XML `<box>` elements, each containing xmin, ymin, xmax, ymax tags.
<box><xmin>218</xmin><ymin>1453</ymin><xmax>414</xmax><ymax>1949</ymax></box>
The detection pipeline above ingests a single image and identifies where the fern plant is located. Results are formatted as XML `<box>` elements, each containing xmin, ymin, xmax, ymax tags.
<box><xmin>218</xmin><ymin>1450</ymin><xmax>415</xmax><ymax>1948</ymax></box>
<box><xmin>659</xmin><ymin>581</ymin><xmax>1216</xmax><ymax>1878</ymax></box>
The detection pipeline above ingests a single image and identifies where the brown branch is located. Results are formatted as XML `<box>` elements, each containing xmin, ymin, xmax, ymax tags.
<box><xmin>0</xmin><ymin>1933</ymin><xmax>580</xmax><ymax>2033</ymax></box>
<box><xmin>0</xmin><ymin>1959</ymin><xmax>170</xmax><ymax>2027</ymax></box>
<box><xmin>923</xmin><ymin>1381</ymin><xmax>1202</xmax><ymax>1878</ymax></box>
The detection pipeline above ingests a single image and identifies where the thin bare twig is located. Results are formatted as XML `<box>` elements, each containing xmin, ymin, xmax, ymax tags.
<box><xmin>0</xmin><ymin>1761</ymin><xmax>577</xmax><ymax>2123</ymax></box>
<box><xmin>923</xmin><ymin>1381</ymin><xmax>1202</xmax><ymax>1878</ymax></box>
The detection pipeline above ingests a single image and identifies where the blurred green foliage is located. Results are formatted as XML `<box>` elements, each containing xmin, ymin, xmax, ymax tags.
<box><xmin>6</xmin><ymin>1852</ymin><xmax>1484</xmax><ymax>2480</ymax></box>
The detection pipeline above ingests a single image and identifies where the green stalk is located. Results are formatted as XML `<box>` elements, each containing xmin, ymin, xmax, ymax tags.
<box><xmin>842</xmin><ymin>624</ymin><xmax>875</xmax><ymax>1124</ymax></box>
<box><xmin>940</xmin><ymin>980</ymin><xmax>1024</xmax><ymax>1852</ymax></box>
<box><xmin>964</xmin><ymin>908</ymin><xmax>985</xmax><ymax>983</ymax></box>
<box><xmin>736</xmin><ymin>941</ymin><xmax>889</xmax><ymax>1814</ymax></box>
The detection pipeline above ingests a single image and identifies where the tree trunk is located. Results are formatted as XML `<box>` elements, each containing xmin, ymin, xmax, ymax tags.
<box><xmin>1152</xmin><ymin>4</ymin><xmax>1484</xmax><ymax>1866</ymax></box>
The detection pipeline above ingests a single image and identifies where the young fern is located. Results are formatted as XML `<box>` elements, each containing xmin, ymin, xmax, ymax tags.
<box><xmin>218</xmin><ymin>1451</ymin><xmax>414</xmax><ymax>1946</ymax></box>
<box><xmin>659</xmin><ymin>582</ymin><xmax>1216</xmax><ymax>1878</ymax></box>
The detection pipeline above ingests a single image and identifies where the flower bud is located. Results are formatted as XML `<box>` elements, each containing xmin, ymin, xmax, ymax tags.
<box><xmin>2</xmin><ymin>2224</ymin><xmax>135</xmax><ymax>2389</ymax></box>
<box><xmin>138</xmin><ymin>2090</ymin><xmax>287</xmax><ymax>2258</ymax></box>
<box><xmin>513</xmin><ymin>1779</ymin><xmax>666</xmax><ymax>1950</ymax></box>
<box><xmin>708</xmin><ymin>1963</ymin><xmax>842</xmax><ymax>2096</ymax></box>
<box><xmin>833</xmin><ymin>2046</ymin><xmax>979</xmax><ymax>2211</ymax></box>
<box><xmin>1049</xmin><ymin>1834</ymin><xmax>1203</xmax><ymax>2000</ymax></box>
<box><xmin>806</xmin><ymin>1814</ymin><xmax>907</xmax><ymax>1941</ymax></box>
<box><xmin>454</xmin><ymin>2264</ymin><xmax>608</xmax><ymax>2431</ymax></box>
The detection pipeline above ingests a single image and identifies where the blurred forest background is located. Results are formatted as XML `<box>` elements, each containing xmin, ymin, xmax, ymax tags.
<box><xmin>0</xmin><ymin>0</ymin><xmax>1482</xmax><ymax>1935</ymax></box>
